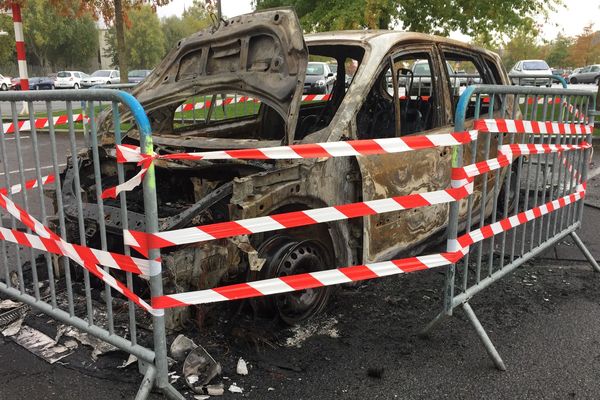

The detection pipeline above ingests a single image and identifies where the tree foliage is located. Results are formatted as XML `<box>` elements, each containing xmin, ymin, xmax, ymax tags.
<box><xmin>0</xmin><ymin>13</ymin><xmax>15</xmax><ymax>66</ymax></box>
<box><xmin>161</xmin><ymin>0</ymin><xmax>212</xmax><ymax>52</ymax></box>
<box><xmin>20</xmin><ymin>0</ymin><xmax>98</xmax><ymax>69</ymax></box>
<box><xmin>105</xmin><ymin>4</ymin><xmax>165</xmax><ymax>69</ymax></box>
<box><xmin>254</xmin><ymin>0</ymin><xmax>562</xmax><ymax>46</ymax></box>
<box><xmin>568</xmin><ymin>24</ymin><xmax>600</xmax><ymax>66</ymax></box>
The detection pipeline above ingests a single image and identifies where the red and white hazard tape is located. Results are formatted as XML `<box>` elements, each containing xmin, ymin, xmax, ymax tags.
<box><xmin>151</xmin><ymin>184</ymin><xmax>586</xmax><ymax>309</ymax></box>
<box><xmin>453</xmin><ymin>184</ymin><xmax>585</xmax><ymax>250</ymax></box>
<box><xmin>474</xmin><ymin>119</ymin><xmax>593</xmax><ymax>135</ymax></box>
<box><xmin>124</xmin><ymin>180</ymin><xmax>475</xmax><ymax>255</ymax></box>
<box><xmin>0</xmin><ymin>175</ymin><xmax>55</xmax><ymax>195</ymax></box>
<box><xmin>520</xmin><ymin>97</ymin><xmax>589</xmax><ymax>124</ymax></box>
<box><xmin>175</xmin><ymin>94</ymin><xmax>331</xmax><ymax>113</ymax></box>
<box><xmin>102</xmin><ymin>130</ymin><xmax>478</xmax><ymax>199</ymax></box>
<box><xmin>0</xmin><ymin>178</ymin><xmax>160</xmax><ymax>314</ymax></box>
<box><xmin>152</xmin><ymin>249</ymin><xmax>467</xmax><ymax>308</ymax></box>
<box><xmin>2</xmin><ymin>113</ymin><xmax>86</xmax><ymax>134</ymax></box>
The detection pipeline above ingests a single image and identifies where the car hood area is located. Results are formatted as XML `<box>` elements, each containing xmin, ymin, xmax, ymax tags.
<box><xmin>127</xmin><ymin>8</ymin><xmax>308</xmax><ymax>144</ymax></box>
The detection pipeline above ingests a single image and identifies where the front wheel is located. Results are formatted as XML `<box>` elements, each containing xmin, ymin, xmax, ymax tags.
<box><xmin>570</xmin><ymin>77</ymin><xmax>578</xmax><ymax>84</ymax></box>
<box><xmin>0</xmin><ymin>83</ymin><xmax>6</xmax><ymax>91</ymax></box>
<box><xmin>252</xmin><ymin>235</ymin><xmax>334</xmax><ymax>325</ymax></box>
<box><xmin>595</xmin><ymin>76</ymin><xmax>600</xmax><ymax>86</ymax></box>
<box><xmin>106</xmin><ymin>81</ymin><xmax>111</xmax><ymax>85</ymax></box>
<box><xmin>74</xmin><ymin>83</ymin><xmax>79</xmax><ymax>89</ymax></box>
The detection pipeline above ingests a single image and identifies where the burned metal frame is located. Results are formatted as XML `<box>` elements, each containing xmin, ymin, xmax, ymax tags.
<box><xmin>421</xmin><ymin>84</ymin><xmax>598</xmax><ymax>370</ymax></box>
<box><xmin>0</xmin><ymin>89</ymin><xmax>183</xmax><ymax>400</ymax></box>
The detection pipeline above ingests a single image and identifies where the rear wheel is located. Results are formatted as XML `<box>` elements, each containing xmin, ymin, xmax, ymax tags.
<box><xmin>0</xmin><ymin>83</ymin><xmax>6</xmax><ymax>91</ymax></box>
<box><xmin>595</xmin><ymin>76</ymin><xmax>599</xmax><ymax>86</ymax></box>
<box><xmin>570</xmin><ymin>77</ymin><xmax>578</xmax><ymax>84</ymax></box>
<box><xmin>74</xmin><ymin>83</ymin><xmax>79</xmax><ymax>89</ymax></box>
<box><xmin>252</xmin><ymin>235</ymin><xmax>334</xmax><ymax>325</ymax></box>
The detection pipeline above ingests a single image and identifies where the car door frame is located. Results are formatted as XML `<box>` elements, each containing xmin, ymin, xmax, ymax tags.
<box><xmin>355</xmin><ymin>41</ymin><xmax>456</xmax><ymax>263</ymax></box>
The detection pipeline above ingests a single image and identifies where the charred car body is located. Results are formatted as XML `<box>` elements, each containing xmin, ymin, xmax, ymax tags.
<box><xmin>60</xmin><ymin>9</ymin><xmax>514</xmax><ymax>330</ymax></box>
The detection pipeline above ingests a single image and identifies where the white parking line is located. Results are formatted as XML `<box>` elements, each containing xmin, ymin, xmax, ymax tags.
<box><xmin>4</xmin><ymin>136</ymin><xmax>30</xmax><ymax>140</ymax></box>
<box><xmin>0</xmin><ymin>163</ymin><xmax>67</xmax><ymax>176</ymax></box>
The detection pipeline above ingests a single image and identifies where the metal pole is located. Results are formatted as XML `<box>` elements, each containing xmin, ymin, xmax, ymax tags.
<box><xmin>217</xmin><ymin>0</ymin><xmax>222</xmax><ymax>20</ymax></box>
<box><xmin>11</xmin><ymin>3</ymin><xmax>28</xmax><ymax>114</ymax></box>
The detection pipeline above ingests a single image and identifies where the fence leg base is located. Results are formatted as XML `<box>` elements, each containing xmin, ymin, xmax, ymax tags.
<box><xmin>418</xmin><ymin>309</ymin><xmax>447</xmax><ymax>338</ymax></box>
<box><xmin>134</xmin><ymin>364</ymin><xmax>156</xmax><ymax>400</ymax></box>
<box><xmin>570</xmin><ymin>232</ymin><xmax>600</xmax><ymax>273</ymax></box>
<box><xmin>161</xmin><ymin>383</ymin><xmax>187</xmax><ymax>400</ymax></box>
<box><xmin>462</xmin><ymin>302</ymin><xmax>506</xmax><ymax>371</ymax></box>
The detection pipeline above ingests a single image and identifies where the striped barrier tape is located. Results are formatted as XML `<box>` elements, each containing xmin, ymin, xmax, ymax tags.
<box><xmin>102</xmin><ymin>130</ymin><xmax>478</xmax><ymax>199</ymax></box>
<box><xmin>474</xmin><ymin>119</ymin><xmax>593</xmax><ymax>135</ymax></box>
<box><xmin>175</xmin><ymin>94</ymin><xmax>331</xmax><ymax>113</ymax></box>
<box><xmin>518</xmin><ymin>97</ymin><xmax>588</xmax><ymax>124</ymax></box>
<box><xmin>0</xmin><ymin>177</ymin><xmax>160</xmax><ymax>314</ymax></box>
<box><xmin>2</xmin><ymin>113</ymin><xmax>86</xmax><ymax>134</ymax></box>
<box><xmin>124</xmin><ymin>180</ymin><xmax>475</xmax><ymax>256</ymax></box>
<box><xmin>116</xmin><ymin>141</ymin><xmax>588</xmax><ymax>256</ymax></box>
<box><xmin>151</xmin><ymin>185</ymin><xmax>586</xmax><ymax>309</ymax></box>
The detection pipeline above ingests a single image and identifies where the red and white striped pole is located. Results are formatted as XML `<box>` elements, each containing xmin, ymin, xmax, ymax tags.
<box><xmin>11</xmin><ymin>2</ymin><xmax>28</xmax><ymax>114</ymax></box>
<box><xmin>11</xmin><ymin>3</ymin><xmax>28</xmax><ymax>91</ymax></box>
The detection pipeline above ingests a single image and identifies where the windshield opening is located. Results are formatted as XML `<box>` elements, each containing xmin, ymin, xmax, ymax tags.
<box><xmin>307</xmin><ymin>63</ymin><xmax>325</xmax><ymax>75</ymax></box>
<box><xmin>523</xmin><ymin>61</ymin><xmax>549</xmax><ymax>70</ymax></box>
<box><xmin>92</xmin><ymin>70</ymin><xmax>112</xmax><ymax>77</ymax></box>
<box><xmin>57</xmin><ymin>72</ymin><xmax>71</xmax><ymax>78</ymax></box>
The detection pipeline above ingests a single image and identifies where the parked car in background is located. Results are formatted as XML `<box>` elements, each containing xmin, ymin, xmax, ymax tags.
<box><xmin>568</xmin><ymin>67</ymin><xmax>582</xmax><ymax>83</ymax></box>
<box><xmin>54</xmin><ymin>71</ymin><xmax>88</xmax><ymax>89</ymax></box>
<box><xmin>509</xmin><ymin>59</ymin><xmax>553</xmax><ymax>86</ymax></box>
<box><xmin>128</xmin><ymin>69</ymin><xmax>152</xmax><ymax>84</ymax></box>
<box><xmin>0</xmin><ymin>74</ymin><xmax>11</xmax><ymax>91</ymax></box>
<box><xmin>303</xmin><ymin>62</ymin><xmax>335</xmax><ymax>94</ymax></box>
<box><xmin>12</xmin><ymin>76</ymin><xmax>55</xmax><ymax>90</ymax></box>
<box><xmin>81</xmin><ymin>69</ymin><xmax>120</xmax><ymax>88</ymax></box>
<box><xmin>569</xmin><ymin>65</ymin><xmax>600</xmax><ymax>84</ymax></box>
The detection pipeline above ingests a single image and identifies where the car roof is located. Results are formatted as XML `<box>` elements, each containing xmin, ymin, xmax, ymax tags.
<box><xmin>304</xmin><ymin>30</ymin><xmax>498</xmax><ymax>59</ymax></box>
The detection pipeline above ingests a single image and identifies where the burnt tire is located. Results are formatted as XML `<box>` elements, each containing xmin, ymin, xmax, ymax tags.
<box><xmin>252</xmin><ymin>235</ymin><xmax>334</xmax><ymax>325</ymax></box>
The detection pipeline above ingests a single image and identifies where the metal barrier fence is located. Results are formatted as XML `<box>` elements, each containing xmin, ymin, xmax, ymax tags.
<box><xmin>0</xmin><ymin>90</ymin><xmax>182</xmax><ymax>400</ymax></box>
<box><xmin>421</xmin><ymin>84</ymin><xmax>597</xmax><ymax>369</ymax></box>
<box><xmin>0</xmin><ymin>84</ymin><xmax>596</xmax><ymax>398</ymax></box>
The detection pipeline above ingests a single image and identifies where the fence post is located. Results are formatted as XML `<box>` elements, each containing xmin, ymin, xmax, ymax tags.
<box><xmin>115</xmin><ymin>92</ymin><xmax>182</xmax><ymax>399</ymax></box>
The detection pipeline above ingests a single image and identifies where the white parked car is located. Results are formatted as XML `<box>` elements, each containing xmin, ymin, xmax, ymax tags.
<box><xmin>509</xmin><ymin>59</ymin><xmax>553</xmax><ymax>86</ymax></box>
<box><xmin>0</xmin><ymin>74</ymin><xmax>11</xmax><ymax>91</ymax></box>
<box><xmin>80</xmin><ymin>70</ymin><xmax>120</xmax><ymax>88</ymax></box>
<box><xmin>54</xmin><ymin>71</ymin><xmax>88</xmax><ymax>89</ymax></box>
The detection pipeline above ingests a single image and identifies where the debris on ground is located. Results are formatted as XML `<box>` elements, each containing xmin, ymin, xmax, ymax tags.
<box><xmin>236</xmin><ymin>357</ymin><xmax>248</xmax><ymax>375</ymax></box>
<box><xmin>118</xmin><ymin>354</ymin><xmax>138</xmax><ymax>369</ymax></box>
<box><xmin>285</xmin><ymin>316</ymin><xmax>339</xmax><ymax>348</ymax></box>
<box><xmin>206</xmin><ymin>383</ymin><xmax>225</xmax><ymax>396</ymax></box>
<box><xmin>56</xmin><ymin>325</ymin><xmax>118</xmax><ymax>361</ymax></box>
<box><xmin>1</xmin><ymin>315</ymin><xmax>24</xmax><ymax>337</ymax></box>
<box><xmin>183</xmin><ymin>344</ymin><xmax>222</xmax><ymax>392</ymax></box>
<box><xmin>228</xmin><ymin>383</ymin><xmax>243</xmax><ymax>393</ymax></box>
<box><xmin>194</xmin><ymin>396</ymin><xmax>210</xmax><ymax>400</ymax></box>
<box><xmin>12</xmin><ymin>325</ymin><xmax>72</xmax><ymax>364</ymax></box>
<box><xmin>0</xmin><ymin>299</ymin><xmax>21</xmax><ymax>309</ymax></box>
<box><xmin>170</xmin><ymin>333</ymin><xmax>197</xmax><ymax>361</ymax></box>
<box><xmin>367</xmin><ymin>366</ymin><xmax>385</xmax><ymax>379</ymax></box>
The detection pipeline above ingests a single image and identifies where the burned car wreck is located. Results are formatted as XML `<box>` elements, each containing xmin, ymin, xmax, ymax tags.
<box><xmin>60</xmin><ymin>9</ymin><xmax>514</xmax><ymax>330</ymax></box>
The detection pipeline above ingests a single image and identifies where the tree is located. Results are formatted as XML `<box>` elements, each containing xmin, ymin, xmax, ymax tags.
<box><xmin>545</xmin><ymin>34</ymin><xmax>573</xmax><ymax>68</ymax></box>
<box><xmin>161</xmin><ymin>0</ymin><xmax>212</xmax><ymax>53</ymax></box>
<box><xmin>105</xmin><ymin>4</ymin><xmax>165</xmax><ymax>69</ymax></box>
<box><xmin>39</xmin><ymin>0</ymin><xmax>173</xmax><ymax>83</ymax></box>
<box><xmin>569</xmin><ymin>24</ymin><xmax>600</xmax><ymax>66</ymax></box>
<box><xmin>19</xmin><ymin>0</ymin><xmax>98</xmax><ymax>69</ymax></box>
<box><xmin>0</xmin><ymin>13</ymin><xmax>15</xmax><ymax>66</ymax></box>
<box><xmin>501</xmin><ymin>27</ymin><xmax>541</xmax><ymax>69</ymax></box>
<box><xmin>254</xmin><ymin>0</ymin><xmax>562</xmax><ymax>46</ymax></box>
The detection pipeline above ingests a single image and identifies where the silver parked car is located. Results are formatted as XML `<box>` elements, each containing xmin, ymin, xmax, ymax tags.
<box><xmin>80</xmin><ymin>69</ymin><xmax>120</xmax><ymax>88</ymax></box>
<box><xmin>509</xmin><ymin>59</ymin><xmax>553</xmax><ymax>87</ymax></box>
<box><xmin>569</xmin><ymin>65</ymin><xmax>600</xmax><ymax>85</ymax></box>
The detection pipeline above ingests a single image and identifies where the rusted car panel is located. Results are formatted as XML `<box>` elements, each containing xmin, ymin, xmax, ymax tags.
<box><xmin>61</xmin><ymin>9</ymin><xmax>515</xmax><ymax>328</ymax></box>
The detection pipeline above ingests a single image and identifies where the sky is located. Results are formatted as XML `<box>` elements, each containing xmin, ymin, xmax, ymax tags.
<box><xmin>156</xmin><ymin>0</ymin><xmax>600</xmax><ymax>42</ymax></box>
